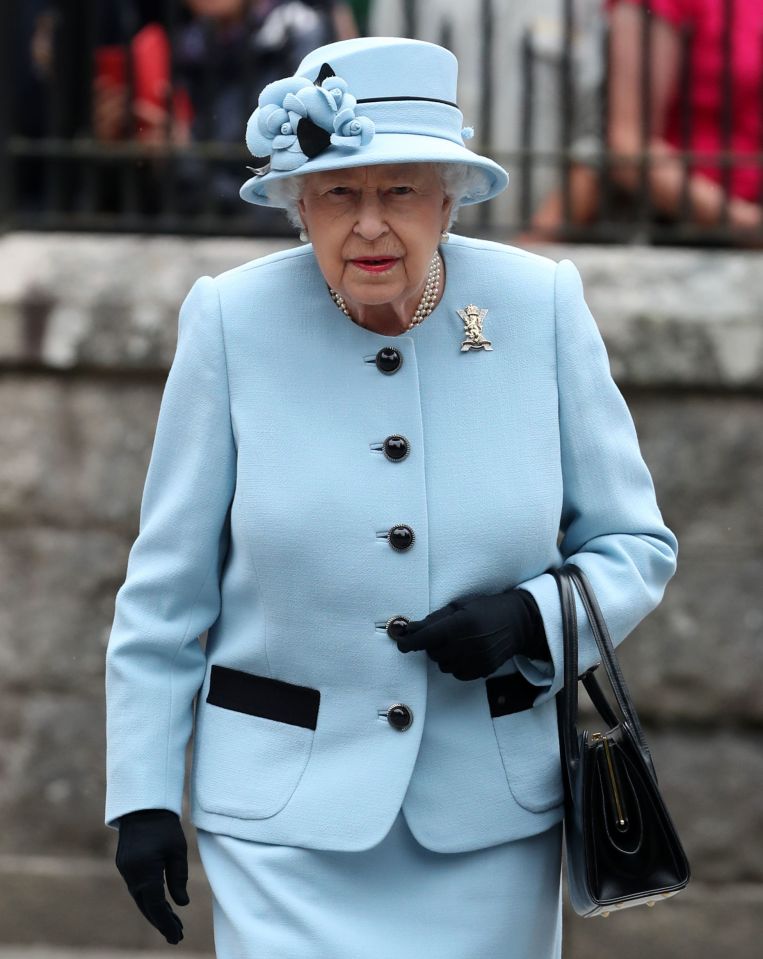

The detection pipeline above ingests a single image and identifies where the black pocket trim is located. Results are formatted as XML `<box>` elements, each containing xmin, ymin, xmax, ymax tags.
<box><xmin>207</xmin><ymin>665</ymin><xmax>320</xmax><ymax>730</ymax></box>
<box><xmin>485</xmin><ymin>671</ymin><xmax>539</xmax><ymax>718</ymax></box>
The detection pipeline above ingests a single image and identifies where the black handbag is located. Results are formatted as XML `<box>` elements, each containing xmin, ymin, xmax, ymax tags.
<box><xmin>549</xmin><ymin>563</ymin><xmax>691</xmax><ymax>918</ymax></box>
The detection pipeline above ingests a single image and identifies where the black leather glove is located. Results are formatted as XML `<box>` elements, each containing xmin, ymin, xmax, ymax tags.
<box><xmin>394</xmin><ymin>587</ymin><xmax>549</xmax><ymax>682</ymax></box>
<box><xmin>116</xmin><ymin>808</ymin><xmax>189</xmax><ymax>945</ymax></box>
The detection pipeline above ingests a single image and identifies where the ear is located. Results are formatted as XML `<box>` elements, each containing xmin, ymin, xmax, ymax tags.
<box><xmin>441</xmin><ymin>193</ymin><xmax>454</xmax><ymax>228</ymax></box>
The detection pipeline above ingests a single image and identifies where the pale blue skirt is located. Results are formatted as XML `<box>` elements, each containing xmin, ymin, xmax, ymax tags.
<box><xmin>196</xmin><ymin>808</ymin><xmax>563</xmax><ymax>959</ymax></box>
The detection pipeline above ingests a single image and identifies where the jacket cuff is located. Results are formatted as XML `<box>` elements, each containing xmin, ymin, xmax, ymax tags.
<box><xmin>510</xmin><ymin>571</ymin><xmax>569</xmax><ymax>707</ymax></box>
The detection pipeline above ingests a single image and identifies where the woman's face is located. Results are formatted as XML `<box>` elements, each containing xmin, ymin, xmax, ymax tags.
<box><xmin>297</xmin><ymin>163</ymin><xmax>453</xmax><ymax>318</ymax></box>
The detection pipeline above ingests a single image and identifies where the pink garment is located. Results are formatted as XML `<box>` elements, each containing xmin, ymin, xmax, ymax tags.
<box><xmin>606</xmin><ymin>0</ymin><xmax>763</xmax><ymax>202</ymax></box>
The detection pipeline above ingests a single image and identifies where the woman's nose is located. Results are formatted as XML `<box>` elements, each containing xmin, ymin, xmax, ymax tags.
<box><xmin>353</xmin><ymin>195</ymin><xmax>389</xmax><ymax>240</ymax></box>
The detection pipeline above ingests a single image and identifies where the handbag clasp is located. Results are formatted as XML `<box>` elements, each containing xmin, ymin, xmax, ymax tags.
<box><xmin>591</xmin><ymin>732</ymin><xmax>629</xmax><ymax>830</ymax></box>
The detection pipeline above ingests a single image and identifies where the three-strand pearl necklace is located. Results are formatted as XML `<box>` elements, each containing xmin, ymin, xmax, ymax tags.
<box><xmin>328</xmin><ymin>252</ymin><xmax>442</xmax><ymax>331</ymax></box>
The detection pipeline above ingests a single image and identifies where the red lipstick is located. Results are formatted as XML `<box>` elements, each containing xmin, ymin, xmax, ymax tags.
<box><xmin>350</xmin><ymin>257</ymin><xmax>399</xmax><ymax>273</ymax></box>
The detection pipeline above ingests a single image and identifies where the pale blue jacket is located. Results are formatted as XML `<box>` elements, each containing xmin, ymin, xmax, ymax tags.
<box><xmin>104</xmin><ymin>234</ymin><xmax>677</xmax><ymax>852</ymax></box>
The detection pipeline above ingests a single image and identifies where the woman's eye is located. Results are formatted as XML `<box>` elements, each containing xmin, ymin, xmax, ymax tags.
<box><xmin>389</xmin><ymin>186</ymin><xmax>414</xmax><ymax>195</ymax></box>
<box><xmin>327</xmin><ymin>186</ymin><xmax>353</xmax><ymax>196</ymax></box>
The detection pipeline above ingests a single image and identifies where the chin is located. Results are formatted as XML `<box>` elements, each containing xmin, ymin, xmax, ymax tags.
<box><xmin>346</xmin><ymin>284</ymin><xmax>402</xmax><ymax>307</ymax></box>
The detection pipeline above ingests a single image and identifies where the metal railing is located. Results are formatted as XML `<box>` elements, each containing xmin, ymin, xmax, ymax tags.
<box><xmin>3</xmin><ymin>0</ymin><xmax>763</xmax><ymax>244</ymax></box>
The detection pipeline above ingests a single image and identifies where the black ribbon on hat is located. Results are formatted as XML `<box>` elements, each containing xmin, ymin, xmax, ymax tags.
<box><xmin>296</xmin><ymin>62</ymin><xmax>336</xmax><ymax>159</ymax></box>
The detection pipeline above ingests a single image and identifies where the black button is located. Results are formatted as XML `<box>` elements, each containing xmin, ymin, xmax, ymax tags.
<box><xmin>383</xmin><ymin>435</ymin><xmax>409</xmax><ymax>462</ymax></box>
<box><xmin>388</xmin><ymin>524</ymin><xmax>414</xmax><ymax>551</ymax></box>
<box><xmin>387</xmin><ymin>704</ymin><xmax>413</xmax><ymax>730</ymax></box>
<box><xmin>376</xmin><ymin>347</ymin><xmax>402</xmax><ymax>374</ymax></box>
<box><xmin>386</xmin><ymin>615</ymin><xmax>410</xmax><ymax>639</ymax></box>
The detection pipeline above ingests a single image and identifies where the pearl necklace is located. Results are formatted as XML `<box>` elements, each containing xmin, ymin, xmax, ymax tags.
<box><xmin>328</xmin><ymin>253</ymin><xmax>442</xmax><ymax>331</ymax></box>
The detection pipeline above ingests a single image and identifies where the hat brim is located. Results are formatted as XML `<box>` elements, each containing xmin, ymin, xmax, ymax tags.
<box><xmin>239</xmin><ymin>133</ymin><xmax>509</xmax><ymax>208</ymax></box>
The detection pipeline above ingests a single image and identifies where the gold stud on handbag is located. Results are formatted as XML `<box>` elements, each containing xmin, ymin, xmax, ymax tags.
<box><xmin>550</xmin><ymin>564</ymin><xmax>691</xmax><ymax>918</ymax></box>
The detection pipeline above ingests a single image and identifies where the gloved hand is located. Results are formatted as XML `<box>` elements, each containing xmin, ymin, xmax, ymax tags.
<box><xmin>394</xmin><ymin>587</ymin><xmax>549</xmax><ymax>681</ymax></box>
<box><xmin>115</xmin><ymin>808</ymin><xmax>189</xmax><ymax>945</ymax></box>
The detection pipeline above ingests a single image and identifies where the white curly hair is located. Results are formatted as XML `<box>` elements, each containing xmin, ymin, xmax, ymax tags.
<box><xmin>265</xmin><ymin>162</ymin><xmax>492</xmax><ymax>232</ymax></box>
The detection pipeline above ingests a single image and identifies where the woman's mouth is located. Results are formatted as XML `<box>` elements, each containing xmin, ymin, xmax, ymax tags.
<box><xmin>350</xmin><ymin>257</ymin><xmax>399</xmax><ymax>273</ymax></box>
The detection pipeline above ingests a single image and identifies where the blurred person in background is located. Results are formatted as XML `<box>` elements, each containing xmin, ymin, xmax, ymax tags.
<box><xmin>524</xmin><ymin>0</ymin><xmax>763</xmax><ymax>244</ymax></box>
<box><xmin>91</xmin><ymin>0</ymin><xmax>358</xmax><ymax>219</ymax></box>
<box><xmin>14</xmin><ymin>0</ymin><xmax>100</xmax><ymax>213</ymax></box>
<box><xmin>171</xmin><ymin>0</ymin><xmax>357</xmax><ymax>215</ymax></box>
<box><xmin>12</xmin><ymin>0</ymin><xmax>51</xmax><ymax>211</ymax></box>
<box><xmin>91</xmin><ymin>0</ymin><xmax>192</xmax><ymax>214</ymax></box>
<box><xmin>345</xmin><ymin>0</ymin><xmax>371</xmax><ymax>34</ymax></box>
<box><xmin>92</xmin><ymin>1</ymin><xmax>190</xmax><ymax>147</ymax></box>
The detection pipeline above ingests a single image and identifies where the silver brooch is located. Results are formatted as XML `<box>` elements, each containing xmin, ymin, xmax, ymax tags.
<box><xmin>457</xmin><ymin>305</ymin><xmax>493</xmax><ymax>351</ymax></box>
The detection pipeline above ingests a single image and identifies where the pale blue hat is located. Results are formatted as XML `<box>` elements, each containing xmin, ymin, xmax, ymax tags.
<box><xmin>240</xmin><ymin>36</ymin><xmax>509</xmax><ymax>208</ymax></box>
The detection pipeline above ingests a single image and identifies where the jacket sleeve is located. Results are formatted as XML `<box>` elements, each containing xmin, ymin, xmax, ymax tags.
<box><xmin>104</xmin><ymin>275</ymin><xmax>236</xmax><ymax>828</ymax></box>
<box><xmin>511</xmin><ymin>258</ymin><xmax>678</xmax><ymax>706</ymax></box>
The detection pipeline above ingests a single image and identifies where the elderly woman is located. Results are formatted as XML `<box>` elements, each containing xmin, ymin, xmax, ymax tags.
<box><xmin>105</xmin><ymin>36</ymin><xmax>678</xmax><ymax>958</ymax></box>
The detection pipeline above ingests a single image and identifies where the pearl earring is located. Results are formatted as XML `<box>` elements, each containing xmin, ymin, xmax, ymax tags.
<box><xmin>440</xmin><ymin>231</ymin><xmax>449</xmax><ymax>243</ymax></box>
<box><xmin>299</xmin><ymin>229</ymin><xmax>309</xmax><ymax>243</ymax></box>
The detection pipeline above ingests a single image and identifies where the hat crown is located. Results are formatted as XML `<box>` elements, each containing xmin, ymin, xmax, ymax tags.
<box><xmin>240</xmin><ymin>36</ymin><xmax>508</xmax><ymax>208</ymax></box>
<box><xmin>296</xmin><ymin>37</ymin><xmax>458</xmax><ymax>104</ymax></box>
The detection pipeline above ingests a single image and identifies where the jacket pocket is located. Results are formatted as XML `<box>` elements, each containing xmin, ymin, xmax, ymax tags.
<box><xmin>487</xmin><ymin>672</ymin><xmax>565</xmax><ymax>813</ymax></box>
<box><xmin>193</xmin><ymin>665</ymin><xmax>319</xmax><ymax>819</ymax></box>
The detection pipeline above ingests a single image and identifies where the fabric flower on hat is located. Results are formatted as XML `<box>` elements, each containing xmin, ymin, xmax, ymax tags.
<box><xmin>245</xmin><ymin>65</ymin><xmax>375</xmax><ymax>174</ymax></box>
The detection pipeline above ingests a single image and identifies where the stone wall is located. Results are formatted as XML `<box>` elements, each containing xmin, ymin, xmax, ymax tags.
<box><xmin>0</xmin><ymin>234</ymin><xmax>760</xmax><ymax>957</ymax></box>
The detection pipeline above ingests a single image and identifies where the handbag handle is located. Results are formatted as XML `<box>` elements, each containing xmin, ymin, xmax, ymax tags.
<box><xmin>550</xmin><ymin>564</ymin><xmax>657</xmax><ymax>781</ymax></box>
